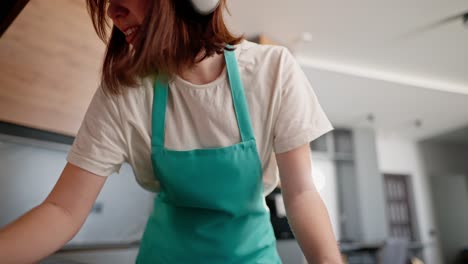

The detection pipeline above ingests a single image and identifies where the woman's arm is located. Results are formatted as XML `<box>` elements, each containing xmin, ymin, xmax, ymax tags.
<box><xmin>276</xmin><ymin>144</ymin><xmax>342</xmax><ymax>264</ymax></box>
<box><xmin>0</xmin><ymin>162</ymin><xmax>107</xmax><ymax>263</ymax></box>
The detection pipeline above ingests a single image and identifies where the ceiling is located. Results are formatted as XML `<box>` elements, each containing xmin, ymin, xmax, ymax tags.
<box><xmin>226</xmin><ymin>0</ymin><xmax>468</xmax><ymax>141</ymax></box>
<box><xmin>305</xmin><ymin>68</ymin><xmax>468</xmax><ymax>141</ymax></box>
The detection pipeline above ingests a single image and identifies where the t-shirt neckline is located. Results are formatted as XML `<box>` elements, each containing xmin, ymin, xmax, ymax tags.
<box><xmin>172</xmin><ymin>65</ymin><xmax>227</xmax><ymax>90</ymax></box>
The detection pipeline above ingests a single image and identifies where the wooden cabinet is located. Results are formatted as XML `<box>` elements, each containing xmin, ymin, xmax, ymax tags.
<box><xmin>0</xmin><ymin>0</ymin><xmax>106</xmax><ymax>136</ymax></box>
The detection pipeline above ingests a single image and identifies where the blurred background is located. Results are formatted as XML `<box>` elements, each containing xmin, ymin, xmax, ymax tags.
<box><xmin>1</xmin><ymin>0</ymin><xmax>467</xmax><ymax>263</ymax></box>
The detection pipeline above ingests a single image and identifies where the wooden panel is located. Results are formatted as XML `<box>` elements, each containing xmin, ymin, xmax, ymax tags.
<box><xmin>0</xmin><ymin>0</ymin><xmax>106</xmax><ymax>136</ymax></box>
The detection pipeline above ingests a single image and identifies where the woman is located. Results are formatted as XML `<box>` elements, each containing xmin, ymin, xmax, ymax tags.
<box><xmin>0</xmin><ymin>0</ymin><xmax>342</xmax><ymax>263</ymax></box>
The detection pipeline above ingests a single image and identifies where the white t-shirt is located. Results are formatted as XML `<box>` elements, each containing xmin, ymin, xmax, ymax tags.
<box><xmin>67</xmin><ymin>40</ymin><xmax>333</xmax><ymax>195</ymax></box>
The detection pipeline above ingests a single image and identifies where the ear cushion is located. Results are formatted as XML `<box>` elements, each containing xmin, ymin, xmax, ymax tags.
<box><xmin>189</xmin><ymin>0</ymin><xmax>220</xmax><ymax>15</ymax></box>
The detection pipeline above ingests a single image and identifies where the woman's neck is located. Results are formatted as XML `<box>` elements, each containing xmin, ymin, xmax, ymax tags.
<box><xmin>178</xmin><ymin>52</ymin><xmax>225</xmax><ymax>85</ymax></box>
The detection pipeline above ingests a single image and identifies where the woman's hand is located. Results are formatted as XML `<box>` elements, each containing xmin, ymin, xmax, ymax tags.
<box><xmin>276</xmin><ymin>144</ymin><xmax>343</xmax><ymax>264</ymax></box>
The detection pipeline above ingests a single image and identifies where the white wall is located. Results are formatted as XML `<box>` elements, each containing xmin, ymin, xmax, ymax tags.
<box><xmin>430</xmin><ymin>174</ymin><xmax>468</xmax><ymax>264</ymax></box>
<box><xmin>419</xmin><ymin>141</ymin><xmax>468</xmax><ymax>264</ymax></box>
<box><xmin>375</xmin><ymin>133</ymin><xmax>443</xmax><ymax>264</ymax></box>
<box><xmin>419</xmin><ymin>141</ymin><xmax>468</xmax><ymax>176</ymax></box>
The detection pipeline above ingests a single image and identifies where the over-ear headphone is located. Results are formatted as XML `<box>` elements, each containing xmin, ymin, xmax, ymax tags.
<box><xmin>189</xmin><ymin>0</ymin><xmax>220</xmax><ymax>15</ymax></box>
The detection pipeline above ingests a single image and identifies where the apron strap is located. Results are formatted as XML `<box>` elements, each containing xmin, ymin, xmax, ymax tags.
<box><xmin>152</xmin><ymin>78</ymin><xmax>168</xmax><ymax>148</ymax></box>
<box><xmin>224</xmin><ymin>49</ymin><xmax>255</xmax><ymax>142</ymax></box>
<box><xmin>151</xmin><ymin>49</ymin><xmax>255</xmax><ymax>148</ymax></box>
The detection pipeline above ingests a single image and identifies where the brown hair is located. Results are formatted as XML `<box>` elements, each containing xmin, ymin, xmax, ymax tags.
<box><xmin>86</xmin><ymin>0</ymin><xmax>243</xmax><ymax>95</ymax></box>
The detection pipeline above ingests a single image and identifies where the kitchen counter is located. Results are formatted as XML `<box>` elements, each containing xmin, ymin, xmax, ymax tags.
<box><xmin>41</xmin><ymin>247</ymin><xmax>140</xmax><ymax>264</ymax></box>
<box><xmin>40</xmin><ymin>257</ymin><xmax>87</xmax><ymax>264</ymax></box>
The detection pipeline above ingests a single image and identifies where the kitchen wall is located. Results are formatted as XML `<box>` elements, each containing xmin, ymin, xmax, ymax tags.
<box><xmin>419</xmin><ymin>140</ymin><xmax>468</xmax><ymax>177</ymax></box>
<box><xmin>375</xmin><ymin>132</ymin><xmax>443</xmax><ymax>264</ymax></box>
<box><xmin>430</xmin><ymin>174</ymin><xmax>468</xmax><ymax>264</ymax></box>
<box><xmin>419</xmin><ymin>140</ymin><xmax>468</xmax><ymax>264</ymax></box>
<box><xmin>0</xmin><ymin>134</ymin><xmax>154</xmax><ymax>246</ymax></box>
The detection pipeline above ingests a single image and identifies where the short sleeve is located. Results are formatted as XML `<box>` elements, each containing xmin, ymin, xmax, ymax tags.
<box><xmin>67</xmin><ymin>86</ymin><xmax>128</xmax><ymax>176</ymax></box>
<box><xmin>273</xmin><ymin>48</ymin><xmax>333</xmax><ymax>153</ymax></box>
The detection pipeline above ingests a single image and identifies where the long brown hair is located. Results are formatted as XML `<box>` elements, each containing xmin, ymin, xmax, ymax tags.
<box><xmin>86</xmin><ymin>0</ymin><xmax>243</xmax><ymax>95</ymax></box>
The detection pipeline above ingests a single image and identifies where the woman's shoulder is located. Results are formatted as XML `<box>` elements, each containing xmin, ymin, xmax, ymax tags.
<box><xmin>236</xmin><ymin>40</ymin><xmax>292</xmax><ymax>65</ymax></box>
<box><xmin>235</xmin><ymin>40</ymin><xmax>296</xmax><ymax>75</ymax></box>
<box><xmin>96</xmin><ymin>77</ymin><xmax>153</xmax><ymax>101</ymax></box>
<box><xmin>236</xmin><ymin>39</ymin><xmax>288</xmax><ymax>57</ymax></box>
<box><xmin>87</xmin><ymin>78</ymin><xmax>153</xmax><ymax>126</ymax></box>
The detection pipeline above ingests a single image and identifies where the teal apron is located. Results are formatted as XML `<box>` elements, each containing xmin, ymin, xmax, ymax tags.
<box><xmin>136</xmin><ymin>49</ymin><xmax>282</xmax><ymax>264</ymax></box>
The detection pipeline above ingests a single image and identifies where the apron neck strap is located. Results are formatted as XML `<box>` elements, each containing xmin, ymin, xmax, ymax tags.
<box><xmin>152</xmin><ymin>78</ymin><xmax>168</xmax><ymax>148</ymax></box>
<box><xmin>151</xmin><ymin>48</ymin><xmax>255</xmax><ymax>148</ymax></box>
<box><xmin>224</xmin><ymin>49</ymin><xmax>255</xmax><ymax>143</ymax></box>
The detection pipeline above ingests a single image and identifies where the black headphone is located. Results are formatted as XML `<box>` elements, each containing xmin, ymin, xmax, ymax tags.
<box><xmin>189</xmin><ymin>0</ymin><xmax>220</xmax><ymax>15</ymax></box>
